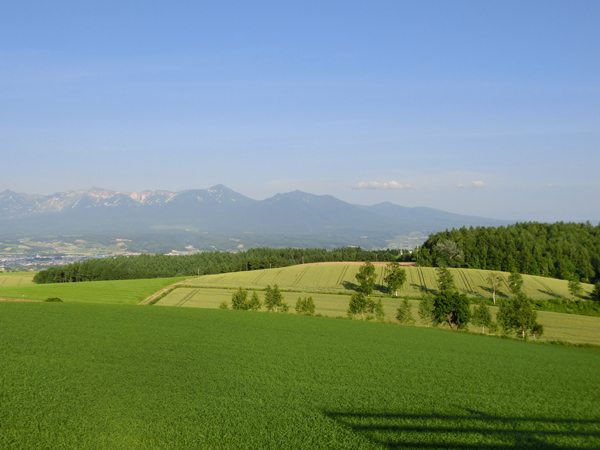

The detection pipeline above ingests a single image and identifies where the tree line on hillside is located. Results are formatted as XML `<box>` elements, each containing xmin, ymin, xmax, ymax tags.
<box><xmin>33</xmin><ymin>247</ymin><xmax>411</xmax><ymax>284</ymax></box>
<box><xmin>218</xmin><ymin>260</ymin><xmax>546</xmax><ymax>340</ymax></box>
<box><xmin>412</xmin><ymin>222</ymin><xmax>600</xmax><ymax>283</ymax></box>
<box><xmin>349</xmin><ymin>261</ymin><xmax>544</xmax><ymax>339</ymax></box>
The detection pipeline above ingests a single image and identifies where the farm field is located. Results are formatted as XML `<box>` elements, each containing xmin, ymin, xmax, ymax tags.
<box><xmin>1</xmin><ymin>302</ymin><xmax>599</xmax><ymax>449</ymax></box>
<box><xmin>187</xmin><ymin>264</ymin><xmax>595</xmax><ymax>300</ymax></box>
<box><xmin>0</xmin><ymin>277</ymin><xmax>186</xmax><ymax>304</ymax></box>
<box><xmin>157</xmin><ymin>288</ymin><xmax>600</xmax><ymax>345</ymax></box>
<box><xmin>0</xmin><ymin>272</ymin><xmax>35</xmax><ymax>287</ymax></box>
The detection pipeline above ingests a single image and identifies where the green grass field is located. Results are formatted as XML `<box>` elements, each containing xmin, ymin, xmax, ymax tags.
<box><xmin>0</xmin><ymin>277</ymin><xmax>186</xmax><ymax>304</ymax></box>
<box><xmin>156</xmin><ymin>287</ymin><xmax>600</xmax><ymax>345</ymax></box>
<box><xmin>0</xmin><ymin>272</ymin><xmax>35</xmax><ymax>287</ymax></box>
<box><xmin>187</xmin><ymin>264</ymin><xmax>595</xmax><ymax>300</ymax></box>
<box><xmin>1</xmin><ymin>302</ymin><xmax>598</xmax><ymax>449</ymax></box>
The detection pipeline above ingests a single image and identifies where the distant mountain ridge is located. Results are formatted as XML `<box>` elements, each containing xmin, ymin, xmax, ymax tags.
<box><xmin>0</xmin><ymin>185</ymin><xmax>511</xmax><ymax>238</ymax></box>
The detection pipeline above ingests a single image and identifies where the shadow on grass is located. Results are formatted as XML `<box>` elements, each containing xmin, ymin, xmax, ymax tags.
<box><xmin>323</xmin><ymin>409</ymin><xmax>600</xmax><ymax>449</ymax></box>
<box><xmin>342</xmin><ymin>281</ymin><xmax>359</xmax><ymax>291</ymax></box>
<box><xmin>341</xmin><ymin>281</ymin><xmax>388</xmax><ymax>295</ymax></box>
<box><xmin>410</xmin><ymin>283</ymin><xmax>436</xmax><ymax>294</ymax></box>
<box><xmin>537</xmin><ymin>290</ymin><xmax>567</xmax><ymax>300</ymax></box>
<box><xmin>480</xmin><ymin>286</ymin><xmax>509</xmax><ymax>298</ymax></box>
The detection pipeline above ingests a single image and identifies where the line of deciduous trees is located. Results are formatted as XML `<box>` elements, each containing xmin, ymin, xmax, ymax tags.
<box><xmin>348</xmin><ymin>261</ymin><xmax>544</xmax><ymax>340</ymax></box>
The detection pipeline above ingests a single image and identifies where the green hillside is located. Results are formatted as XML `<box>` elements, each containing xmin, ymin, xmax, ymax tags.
<box><xmin>0</xmin><ymin>277</ymin><xmax>186</xmax><ymax>304</ymax></box>
<box><xmin>187</xmin><ymin>264</ymin><xmax>595</xmax><ymax>300</ymax></box>
<box><xmin>0</xmin><ymin>272</ymin><xmax>35</xmax><ymax>287</ymax></box>
<box><xmin>1</xmin><ymin>302</ymin><xmax>599</xmax><ymax>449</ymax></box>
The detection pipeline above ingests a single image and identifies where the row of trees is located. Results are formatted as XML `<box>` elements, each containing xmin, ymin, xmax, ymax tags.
<box><xmin>347</xmin><ymin>261</ymin><xmax>544</xmax><ymax>340</ymax></box>
<box><xmin>221</xmin><ymin>284</ymin><xmax>316</xmax><ymax>316</ymax></box>
<box><xmin>413</xmin><ymin>222</ymin><xmax>600</xmax><ymax>283</ymax></box>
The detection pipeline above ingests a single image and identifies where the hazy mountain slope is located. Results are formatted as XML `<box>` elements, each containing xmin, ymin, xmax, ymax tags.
<box><xmin>0</xmin><ymin>185</ymin><xmax>511</xmax><ymax>237</ymax></box>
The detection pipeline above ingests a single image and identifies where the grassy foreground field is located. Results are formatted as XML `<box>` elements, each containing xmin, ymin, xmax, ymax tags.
<box><xmin>0</xmin><ymin>277</ymin><xmax>186</xmax><ymax>304</ymax></box>
<box><xmin>1</xmin><ymin>302</ymin><xmax>599</xmax><ymax>449</ymax></box>
<box><xmin>187</xmin><ymin>264</ymin><xmax>595</xmax><ymax>300</ymax></box>
<box><xmin>0</xmin><ymin>272</ymin><xmax>35</xmax><ymax>287</ymax></box>
<box><xmin>157</xmin><ymin>287</ymin><xmax>600</xmax><ymax>345</ymax></box>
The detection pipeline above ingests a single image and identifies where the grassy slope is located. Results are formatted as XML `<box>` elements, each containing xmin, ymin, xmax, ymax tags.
<box><xmin>157</xmin><ymin>288</ymin><xmax>600</xmax><ymax>345</ymax></box>
<box><xmin>0</xmin><ymin>272</ymin><xmax>35</xmax><ymax>287</ymax></box>
<box><xmin>187</xmin><ymin>264</ymin><xmax>595</xmax><ymax>300</ymax></box>
<box><xmin>1</xmin><ymin>302</ymin><xmax>598</xmax><ymax>449</ymax></box>
<box><xmin>0</xmin><ymin>277</ymin><xmax>187</xmax><ymax>304</ymax></box>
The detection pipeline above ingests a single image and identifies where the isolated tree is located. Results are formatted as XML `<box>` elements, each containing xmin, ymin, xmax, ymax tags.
<box><xmin>231</xmin><ymin>287</ymin><xmax>249</xmax><ymax>310</ymax></box>
<box><xmin>396</xmin><ymin>297</ymin><xmax>414</xmax><ymax>325</ymax></box>
<box><xmin>496</xmin><ymin>292</ymin><xmax>540</xmax><ymax>339</ymax></box>
<box><xmin>295</xmin><ymin>296</ymin><xmax>315</xmax><ymax>316</ymax></box>
<box><xmin>248</xmin><ymin>291</ymin><xmax>262</xmax><ymax>311</ymax></box>
<box><xmin>486</xmin><ymin>272</ymin><xmax>502</xmax><ymax>304</ymax></box>
<box><xmin>384</xmin><ymin>262</ymin><xmax>407</xmax><ymax>297</ymax></box>
<box><xmin>531</xmin><ymin>323</ymin><xmax>544</xmax><ymax>340</ymax></box>
<box><xmin>435</xmin><ymin>239</ymin><xmax>463</xmax><ymax>267</ymax></box>
<box><xmin>507</xmin><ymin>272</ymin><xmax>524</xmax><ymax>296</ymax></box>
<box><xmin>374</xmin><ymin>298</ymin><xmax>386</xmax><ymax>322</ymax></box>
<box><xmin>347</xmin><ymin>292</ymin><xmax>374</xmax><ymax>320</ymax></box>
<box><xmin>436</xmin><ymin>266</ymin><xmax>455</xmax><ymax>292</ymax></box>
<box><xmin>264</xmin><ymin>284</ymin><xmax>288</xmax><ymax>313</ymax></box>
<box><xmin>592</xmin><ymin>283</ymin><xmax>600</xmax><ymax>302</ymax></box>
<box><xmin>433</xmin><ymin>267</ymin><xmax>471</xmax><ymax>330</ymax></box>
<box><xmin>356</xmin><ymin>261</ymin><xmax>377</xmax><ymax>296</ymax></box>
<box><xmin>567</xmin><ymin>276</ymin><xmax>583</xmax><ymax>302</ymax></box>
<box><xmin>418</xmin><ymin>292</ymin><xmax>436</xmax><ymax>327</ymax></box>
<box><xmin>472</xmin><ymin>303</ymin><xmax>494</xmax><ymax>333</ymax></box>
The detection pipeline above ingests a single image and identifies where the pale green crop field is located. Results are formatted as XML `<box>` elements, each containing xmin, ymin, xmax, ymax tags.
<box><xmin>157</xmin><ymin>287</ymin><xmax>600</xmax><ymax>345</ymax></box>
<box><xmin>0</xmin><ymin>272</ymin><xmax>35</xmax><ymax>287</ymax></box>
<box><xmin>0</xmin><ymin>277</ymin><xmax>186</xmax><ymax>304</ymax></box>
<box><xmin>186</xmin><ymin>264</ymin><xmax>594</xmax><ymax>300</ymax></box>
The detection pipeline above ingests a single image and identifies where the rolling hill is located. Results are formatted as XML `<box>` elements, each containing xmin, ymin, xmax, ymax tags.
<box><xmin>185</xmin><ymin>263</ymin><xmax>594</xmax><ymax>300</ymax></box>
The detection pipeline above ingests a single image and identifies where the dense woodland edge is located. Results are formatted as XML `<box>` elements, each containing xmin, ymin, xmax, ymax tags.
<box><xmin>413</xmin><ymin>222</ymin><xmax>600</xmax><ymax>284</ymax></box>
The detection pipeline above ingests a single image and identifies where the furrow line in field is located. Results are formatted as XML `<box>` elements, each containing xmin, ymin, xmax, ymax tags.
<box><xmin>335</xmin><ymin>265</ymin><xmax>349</xmax><ymax>287</ymax></box>
<box><xmin>176</xmin><ymin>289</ymin><xmax>198</xmax><ymax>307</ymax></box>
<box><xmin>292</xmin><ymin>266</ymin><xmax>310</xmax><ymax>287</ymax></box>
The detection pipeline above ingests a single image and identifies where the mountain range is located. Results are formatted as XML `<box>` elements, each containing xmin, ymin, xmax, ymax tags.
<box><xmin>0</xmin><ymin>185</ymin><xmax>511</xmax><ymax>242</ymax></box>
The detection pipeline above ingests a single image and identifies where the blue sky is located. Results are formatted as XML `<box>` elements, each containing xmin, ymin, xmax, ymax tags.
<box><xmin>1</xmin><ymin>1</ymin><xmax>599</xmax><ymax>221</ymax></box>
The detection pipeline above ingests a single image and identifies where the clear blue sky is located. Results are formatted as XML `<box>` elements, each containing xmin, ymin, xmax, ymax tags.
<box><xmin>1</xmin><ymin>1</ymin><xmax>599</xmax><ymax>221</ymax></box>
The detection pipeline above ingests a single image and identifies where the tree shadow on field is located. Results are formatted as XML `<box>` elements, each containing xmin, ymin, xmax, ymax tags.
<box><xmin>480</xmin><ymin>286</ymin><xmax>509</xmax><ymax>298</ymax></box>
<box><xmin>342</xmin><ymin>281</ymin><xmax>388</xmax><ymax>295</ymax></box>
<box><xmin>342</xmin><ymin>281</ymin><xmax>359</xmax><ymax>291</ymax></box>
<box><xmin>410</xmin><ymin>283</ymin><xmax>437</xmax><ymax>295</ymax></box>
<box><xmin>537</xmin><ymin>290</ymin><xmax>567</xmax><ymax>300</ymax></box>
<box><xmin>323</xmin><ymin>409</ymin><xmax>600</xmax><ymax>449</ymax></box>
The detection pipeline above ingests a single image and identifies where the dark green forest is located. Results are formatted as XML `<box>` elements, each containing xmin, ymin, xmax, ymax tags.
<box><xmin>413</xmin><ymin>222</ymin><xmax>600</xmax><ymax>283</ymax></box>
<box><xmin>33</xmin><ymin>247</ymin><xmax>409</xmax><ymax>284</ymax></box>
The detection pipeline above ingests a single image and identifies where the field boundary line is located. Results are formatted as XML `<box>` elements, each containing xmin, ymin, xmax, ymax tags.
<box><xmin>138</xmin><ymin>279</ymin><xmax>194</xmax><ymax>305</ymax></box>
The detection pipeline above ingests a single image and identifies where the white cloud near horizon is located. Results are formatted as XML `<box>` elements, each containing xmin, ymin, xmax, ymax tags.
<box><xmin>458</xmin><ymin>181</ymin><xmax>487</xmax><ymax>188</ymax></box>
<box><xmin>352</xmin><ymin>181</ymin><xmax>411</xmax><ymax>190</ymax></box>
